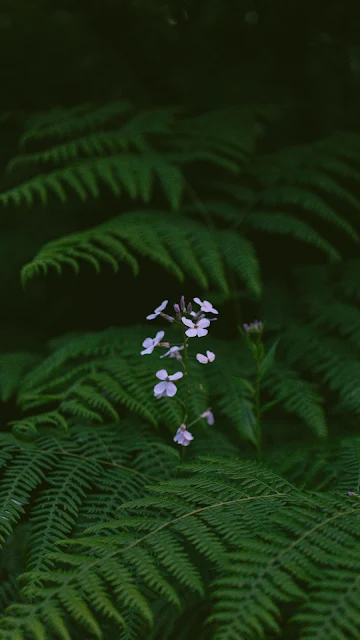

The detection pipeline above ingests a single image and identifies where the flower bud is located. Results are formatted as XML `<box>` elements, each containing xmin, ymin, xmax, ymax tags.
<box><xmin>187</xmin><ymin>302</ymin><xmax>192</xmax><ymax>314</ymax></box>
<box><xmin>180</xmin><ymin>296</ymin><xmax>186</xmax><ymax>312</ymax></box>
<box><xmin>243</xmin><ymin>320</ymin><xmax>263</xmax><ymax>335</ymax></box>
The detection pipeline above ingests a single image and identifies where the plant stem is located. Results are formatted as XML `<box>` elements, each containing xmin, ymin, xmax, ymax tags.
<box><xmin>255</xmin><ymin>357</ymin><xmax>262</xmax><ymax>462</ymax></box>
<box><xmin>183</xmin><ymin>334</ymin><xmax>190</xmax><ymax>423</ymax></box>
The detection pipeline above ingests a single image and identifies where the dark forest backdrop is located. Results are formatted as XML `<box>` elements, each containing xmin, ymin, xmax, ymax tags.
<box><xmin>0</xmin><ymin>1</ymin><xmax>360</xmax><ymax>638</ymax></box>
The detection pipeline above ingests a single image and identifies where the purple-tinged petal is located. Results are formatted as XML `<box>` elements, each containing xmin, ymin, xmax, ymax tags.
<box><xmin>198</xmin><ymin>318</ymin><xmax>210</xmax><ymax>329</ymax></box>
<box><xmin>156</xmin><ymin>369</ymin><xmax>168</xmax><ymax>380</ymax></box>
<box><xmin>155</xmin><ymin>331</ymin><xmax>165</xmax><ymax>343</ymax></box>
<box><xmin>168</xmin><ymin>371</ymin><xmax>183</xmax><ymax>381</ymax></box>
<box><xmin>154</xmin><ymin>381</ymin><xmax>167</xmax><ymax>395</ymax></box>
<box><xmin>141</xmin><ymin>347</ymin><xmax>153</xmax><ymax>355</ymax></box>
<box><xmin>206</xmin><ymin>350</ymin><xmax>215</xmax><ymax>362</ymax></box>
<box><xmin>196</xmin><ymin>353</ymin><xmax>208</xmax><ymax>364</ymax></box>
<box><xmin>173</xmin><ymin>425</ymin><xmax>194</xmax><ymax>446</ymax></box>
<box><xmin>142</xmin><ymin>337</ymin><xmax>153</xmax><ymax>348</ymax></box>
<box><xmin>146</xmin><ymin>312</ymin><xmax>158</xmax><ymax>320</ymax></box>
<box><xmin>155</xmin><ymin>300</ymin><xmax>168</xmax><ymax>313</ymax></box>
<box><xmin>185</xmin><ymin>328</ymin><xmax>197</xmax><ymax>338</ymax></box>
<box><xmin>182</xmin><ymin>317</ymin><xmax>194</xmax><ymax>329</ymax></box>
<box><xmin>197</xmin><ymin>328</ymin><xmax>208</xmax><ymax>337</ymax></box>
<box><xmin>201</xmin><ymin>409</ymin><xmax>214</xmax><ymax>425</ymax></box>
<box><xmin>165</xmin><ymin>381</ymin><xmax>177</xmax><ymax>397</ymax></box>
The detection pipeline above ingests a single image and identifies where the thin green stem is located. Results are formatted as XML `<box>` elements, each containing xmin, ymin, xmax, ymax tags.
<box><xmin>254</xmin><ymin>357</ymin><xmax>262</xmax><ymax>462</ymax></box>
<box><xmin>183</xmin><ymin>334</ymin><xmax>190</xmax><ymax>424</ymax></box>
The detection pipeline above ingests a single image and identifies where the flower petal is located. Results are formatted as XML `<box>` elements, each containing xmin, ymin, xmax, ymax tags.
<box><xmin>155</xmin><ymin>299</ymin><xmax>168</xmax><ymax>313</ymax></box>
<box><xmin>193</xmin><ymin>297</ymin><xmax>202</xmax><ymax>306</ymax></box>
<box><xmin>142</xmin><ymin>337</ymin><xmax>153</xmax><ymax>348</ymax></box>
<box><xmin>181</xmin><ymin>317</ymin><xmax>194</xmax><ymax>329</ymax></box>
<box><xmin>196</xmin><ymin>353</ymin><xmax>208</xmax><ymax>364</ymax></box>
<box><xmin>197</xmin><ymin>328</ymin><xmax>208</xmax><ymax>337</ymax></box>
<box><xmin>174</xmin><ymin>431</ymin><xmax>185</xmax><ymax>444</ymax></box>
<box><xmin>165</xmin><ymin>381</ymin><xmax>177</xmax><ymax>397</ymax></box>
<box><xmin>169</xmin><ymin>371</ymin><xmax>183</xmax><ymax>381</ymax></box>
<box><xmin>185</xmin><ymin>328</ymin><xmax>197</xmax><ymax>338</ymax></box>
<box><xmin>156</xmin><ymin>369</ymin><xmax>168</xmax><ymax>380</ymax></box>
<box><xmin>198</xmin><ymin>318</ymin><xmax>210</xmax><ymax>328</ymax></box>
<box><xmin>146</xmin><ymin>312</ymin><xmax>158</xmax><ymax>320</ymax></box>
<box><xmin>155</xmin><ymin>331</ymin><xmax>165</xmax><ymax>343</ymax></box>
<box><xmin>154</xmin><ymin>381</ymin><xmax>167</xmax><ymax>395</ymax></box>
<box><xmin>206</xmin><ymin>350</ymin><xmax>215</xmax><ymax>362</ymax></box>
<box><xmin>141</xmin><ymin>347</ymin><xmax>154</xmax><ymax>355</ymax></box>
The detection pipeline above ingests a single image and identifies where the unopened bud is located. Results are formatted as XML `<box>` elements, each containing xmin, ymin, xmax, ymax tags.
<box><xmin>160</xmin><ymin>313</ymin><xmax>175</xmax><ymax>323</ymax></box>
<box><xmin>180</xmin><ymin>296</ymin><xmax>186</xmax><ymax>312</ymax></box>
<box><xmin>187</xmin><ymin>302</ymin><xmax>192</xmax><ymax>314</ymax></box>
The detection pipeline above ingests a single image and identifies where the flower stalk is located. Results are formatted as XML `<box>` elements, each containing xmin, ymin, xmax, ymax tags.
<box><xmin>143</xmin><ymin>296</ymin><xmax>218</xmax><ymax>446</ymax></box>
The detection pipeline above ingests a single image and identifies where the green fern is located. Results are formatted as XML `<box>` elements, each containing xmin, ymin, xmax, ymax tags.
<box><xmin>20</xmin><ymin>211</ymin><xmax>262</xmax><ymax>297</ymax></box>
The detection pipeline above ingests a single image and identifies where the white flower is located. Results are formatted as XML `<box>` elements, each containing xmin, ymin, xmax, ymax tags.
<box><xmin>196</xmin><ymin>350</ymin><xmax>215</xmax><ymax>364</ymax></box>
<box><xmin>201</xmin><ymin>409</ymin><xmax>215</xmax><ymax>425</ymax></box>
<box><xmin>193</xmin><ymin>297</ymin><xmax>218</xmax><ymax>314</ymax></box>
<box><xmin>153</xmin><ymin>369</ymin><xmax>183</xmax><ymax>397</ymax></box>
<box><xmin>182</xmin><ymin>317</ymin><xmax>210</xmax><ymax>338</ymax></box>
<box><xmin>146</xmin><ymin>299</ymin><xmax>168</xmax><ymax>320</ymax></box>
<box><xmin>160</xmin><ymin>345</ymin><xmax>184</xmax><ymax>360</ymax></box>
<box><xmin>141</xmin><ymin>331</ymin><xmax>165</xmax><ymax>355</ymax></box>
<box><xmin>174</xmin><ymin>424</ymin><xmax>194</xmax><ymax>446</ymax></box>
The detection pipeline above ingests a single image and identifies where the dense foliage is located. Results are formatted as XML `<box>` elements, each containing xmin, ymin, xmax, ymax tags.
<box><xmin>1</xmin><ymin>1</ymin><xmax>360</xmax><ymax>638</ymax></box>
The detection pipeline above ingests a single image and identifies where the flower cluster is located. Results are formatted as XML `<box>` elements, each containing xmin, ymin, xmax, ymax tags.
<box><xmin>141</xmin><ymin>296</ymin><xmax>218</xmax><ymax>446</ymax></box>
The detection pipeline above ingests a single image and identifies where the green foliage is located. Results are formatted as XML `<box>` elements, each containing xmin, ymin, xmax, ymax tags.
<box><xmin>1</xmin><ymin>92</ymin><xmax>360</xmax><ymax>640</ymax></box>
<box><xmin>20</xmin><ymin>210</ymin><xmax>262</xmax><ymax>297</ymax></box>
<box><xmin>0</xmin><ymin>452</ymin><xmax>359</xmax><ymax>639</ymax></box>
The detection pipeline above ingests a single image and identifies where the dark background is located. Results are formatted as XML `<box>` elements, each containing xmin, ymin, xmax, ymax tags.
<box><xmin>0</xmin><ymin>0</ymin><xmax>359</xmax><ymax>348</ymax></box>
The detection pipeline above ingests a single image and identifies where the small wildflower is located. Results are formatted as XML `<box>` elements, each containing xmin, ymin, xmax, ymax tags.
<box><xmin>196</xmin><ymin>350</ymin><xmax>216</xmax><ymax>364</ymax></box>
<box><xmin>160</xmin><ymin>345</ymin><xmax>184</xmax><ymax>360</ymax></box>
<box><xmin>348</xmin><ymin>491</ymin><xmax>357</xmax><ymax>496</ymax></box>
<box><xmin>146</xmin><ymin>300</ymin><xmax>168</xmax><ymax>320</ymax></box>
<box><xmin>193</xmin><ymin>297</ymin><xmax>218</xmax><ymax>314</ymax></box>
<box><xmin>201</xmin><ymin>409</ymin><xmax>214</xmax><ymax>425</ymax></box>
<box><xmin>141</xmin><ymin>331</ymin><xmax>165</xmax><ymax>355</ymax></box>
<box><xmin>182</xmin><ymin>317</ymin><xmax>210</xmax><ymax>338</ymax></box>
<box><xmin>243</xmin><ymin>320</ymin><xmax>263</xmax><ymax>334</ymax></box>
<box><xmin>154</xmin><ymin>369</ymin><xmax>183</xmax><ymax>398</ymax></box>
<box><xmin>174</xmin><ymin>423</ymin><xmax>194</xmax><ymax>446</ymax></box>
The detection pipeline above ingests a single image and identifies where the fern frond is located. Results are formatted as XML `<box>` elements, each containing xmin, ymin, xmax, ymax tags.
<box><xmin>1</xmin><ymin>154</ymin><xmax>184</xmax><ymax>210</ymax></box>
<box><xmin>263</xmin><ymin>364</ymin><xmax>327</xmax><ymax>438</ymax></box>
<box><xmin>0</xmin><ymin>449</ymin><xmax>56</xmax><ymax>548</ymax></box>
<box><xmin>21</xmin><ymin>101</ymin><xmax>133</xmax><ymax>144</ymax></box>
<box><xmin>21</xmin><ymin>211</ymin><xmax>264</xmax><ymax>297</ymax></box>
<box><xmin>0</xmin><ymin>352</ymin><xmax>42</xmax><ymax>402</ymax></box>
<box><xmin>247</xmin><ymin>211</ymin><xmax>341</xmax><ymax>260</ymax></box>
